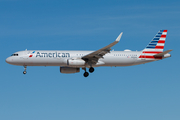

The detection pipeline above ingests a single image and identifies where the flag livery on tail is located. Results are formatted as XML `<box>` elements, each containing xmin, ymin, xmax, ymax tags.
<box><xmin>139</xmin><ymin>30</ymin><xmax>167</xmax><ymax>59</ymax></box>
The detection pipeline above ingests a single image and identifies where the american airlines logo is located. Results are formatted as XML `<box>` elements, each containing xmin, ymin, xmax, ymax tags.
<box><xmin>36</xmin><ymin>52</ymin><xmax>70</xmax><ymax>58</ymax></box>
<box><xmin>29</xmin><ymin>51</ymin><xmax>35</xmax><ymax>57</ymax></box>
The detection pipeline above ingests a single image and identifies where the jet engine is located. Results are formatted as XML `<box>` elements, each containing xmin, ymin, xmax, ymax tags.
<box><xmin>67</xmin><ymin>59</ymin><xmax>85</xmax><ymax>66</ymax></box>
<box><xmin>60</xmin><ymin>67</ymin><xmax>80</xmax><ymax>74</ymax></box>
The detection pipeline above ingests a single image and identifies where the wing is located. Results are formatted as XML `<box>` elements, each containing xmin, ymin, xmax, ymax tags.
<box><xmin>82</xmin><ymin>32</ymin><xmax>123</xmax><ymax>64</ymax></box>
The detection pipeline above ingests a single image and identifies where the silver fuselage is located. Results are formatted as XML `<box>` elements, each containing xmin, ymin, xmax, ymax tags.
<box><xmin>6</xmin><ymin>50</ymin><xmax>169</xmax><ymax>68</ymax></box>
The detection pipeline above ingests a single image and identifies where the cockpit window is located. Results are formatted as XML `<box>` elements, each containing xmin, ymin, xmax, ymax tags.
<box><xmin>11</xmin><ymin>54</ymin><xmax>18</xmax><ymax>56</ymax></box>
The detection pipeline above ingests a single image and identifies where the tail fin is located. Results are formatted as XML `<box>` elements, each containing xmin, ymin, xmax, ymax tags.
<box><xmin>143</xmin><ymin>30</ymin><xmax>167</xmax><ymax>53</ymax></box>
<box><xmin>139</xmin><ymin>30</ymin><xmax>168</xmax><ymax>59</ymax></box>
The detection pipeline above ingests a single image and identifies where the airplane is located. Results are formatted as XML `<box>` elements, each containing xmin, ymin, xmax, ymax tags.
<box><xmin>6</xmin><ymin>30</ymin><xmax>172</xmax><ymax>77</ymax></box>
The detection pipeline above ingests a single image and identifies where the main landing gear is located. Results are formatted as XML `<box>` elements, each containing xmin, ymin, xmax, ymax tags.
<box><xmin>23</xmin><ymin>66</ymin><xmax>27</xmax><ymax>74</ymax></box>
<box><xmin>89</xmin><ymin>67</ymin><xmax>94</xmax><ymax>73</ymax></box>
<box><xmin>82</xmin><ymin>67</ymin><xmax>95</xmax><ymax>77</ymax></box>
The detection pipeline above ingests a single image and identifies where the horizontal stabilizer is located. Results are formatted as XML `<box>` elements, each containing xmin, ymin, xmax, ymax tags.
<box><xmin>153</xmin><ymin>49</ymin><xmax>173</xmax><ymax>57</ymax></box>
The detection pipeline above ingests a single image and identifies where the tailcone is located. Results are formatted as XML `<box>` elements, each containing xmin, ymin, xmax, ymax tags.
<box><xmin>164</xmin><ymin>53</ymin><xmax>171</xmax><ymax>58</ymax></box>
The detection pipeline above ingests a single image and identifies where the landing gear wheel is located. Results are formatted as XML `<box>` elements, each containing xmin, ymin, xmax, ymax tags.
<box><xmin>23</xmin><ymin>71</ymin><xmax>27</xmax><ymax>74</ymax></box>
<box><xmin>83</xmin><ymin>72</ymin><xmax>89</xmax><ymax>77</ymax></box>
<box><xmin>23</xmin><ymin>66</ymin><xmax>27</xmax><ymax>74</ymax></box>
<box><xmin>89</xmin><ymin>67</ymin><xmax>94</xmax><ymax>73</ymax></box>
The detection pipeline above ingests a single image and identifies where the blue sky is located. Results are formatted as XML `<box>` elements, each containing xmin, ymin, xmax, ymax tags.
<box><xmin>0</xmin><ymin>0</ymin><xmax>180</xmax><ymax>120</ymax></box>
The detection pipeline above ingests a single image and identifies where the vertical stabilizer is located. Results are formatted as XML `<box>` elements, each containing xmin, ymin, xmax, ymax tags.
<box><xmin>139</xmin><ymin>30</ymin><xmax>168</xmax><ymax>59</ymax></box>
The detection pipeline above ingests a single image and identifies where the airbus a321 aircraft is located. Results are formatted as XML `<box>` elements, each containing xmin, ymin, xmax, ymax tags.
<box><xmin>6</xmin><ymin>30</ymin><xmax>172</xmax><ymax>77</ymax></box>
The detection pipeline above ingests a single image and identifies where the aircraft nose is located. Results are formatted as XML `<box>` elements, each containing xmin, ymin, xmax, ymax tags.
<box><xmin>6</xmin><ymin>57</ymin><xmax>12</xmax><ymax>64</ymax></box>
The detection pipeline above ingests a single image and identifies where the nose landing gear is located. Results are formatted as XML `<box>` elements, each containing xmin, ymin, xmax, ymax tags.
<box><xmin>23</xmin><ymin>66</ymin><xmax>27</xmax><ymax>74</ymax></box>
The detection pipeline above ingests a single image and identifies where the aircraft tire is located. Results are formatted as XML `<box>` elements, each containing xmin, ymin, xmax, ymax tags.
<box><xmin>89</xmin><ymin>67</ymin><xmax>94</xmax><ymax>73</ymax></box>
<box><xmin>84</xmin><ymin>72</ymin><xmax>89</xmax><ymax>77</ymax></box>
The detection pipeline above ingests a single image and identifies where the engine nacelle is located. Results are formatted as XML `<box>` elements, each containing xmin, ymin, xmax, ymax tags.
<box><xmin>60</xmin><ymin>67</ymin><xmax>80</xmax><ymax>74</ymax></box>
<box><xmin>67</xmin><ymin>59</ymin><xmax>85</xmax><ymax>66</ymax></box>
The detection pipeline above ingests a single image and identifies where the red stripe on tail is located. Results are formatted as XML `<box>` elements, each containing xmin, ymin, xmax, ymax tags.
<box><xmin>143</xmin><ymin>51</ymin><xmax>162</xmax><ymax>54</ymax></box>
<box><xmin>158</xmin><ymin>40</ymin><xmax>165</xmax><ymax>43</ymax></box>
<box><xmin>161</xmin><ymin>35</ymin><xmax>166</xmax><ymax>38</ymax></box>
<box><xmin>155</xmin><ymin>46</ymin><xmax>164</xmax><ymax>49</ymax></box>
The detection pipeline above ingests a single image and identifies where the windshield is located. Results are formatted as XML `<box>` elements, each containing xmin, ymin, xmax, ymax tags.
<box><xmin>11</xmin><ymin>54</ymin><xmax>18</xmax><ymax>56</ymax></box>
